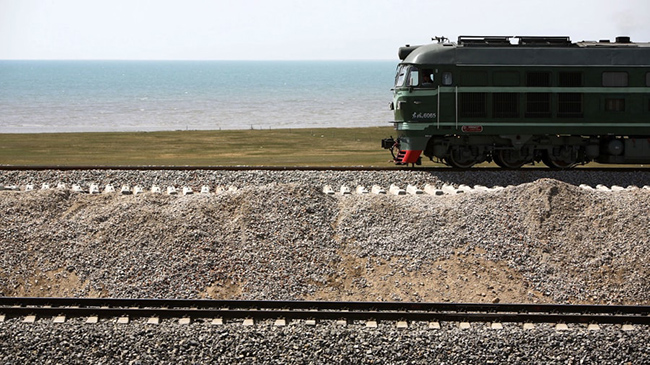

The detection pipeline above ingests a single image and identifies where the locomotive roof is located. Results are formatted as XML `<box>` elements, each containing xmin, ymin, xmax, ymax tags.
<box><xmin>400</xmin><ymin>37</ymin><xmax>650</xmax><ymax>66</ymax></box>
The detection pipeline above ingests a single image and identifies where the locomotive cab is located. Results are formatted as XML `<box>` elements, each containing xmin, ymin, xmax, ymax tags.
<box><xmin>388</xmin><ymin>64</ymin><xmax>441</xmax><ymax>165</ymax></box>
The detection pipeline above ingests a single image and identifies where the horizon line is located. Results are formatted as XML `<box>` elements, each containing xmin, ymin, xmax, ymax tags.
<box><xmin>0</xmin><ymin>58</ymin><xmax>396</xmax><ymax>62</ymax></box>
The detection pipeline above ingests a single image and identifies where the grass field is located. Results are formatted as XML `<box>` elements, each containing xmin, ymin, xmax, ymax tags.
<box><xmin>0</xmin><ymin>126</ymin><xmax>415</xmax><ymax>167</ymax></box>
<box><xmin>2</xmin><ymin>127</ymin><xmax>644</xmax><ymax>168</ymax></box>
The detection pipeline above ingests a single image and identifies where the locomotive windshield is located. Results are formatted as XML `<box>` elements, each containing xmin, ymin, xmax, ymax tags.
<box><xmin>394</xmin><ymin>65</ymin><xmax>408</xmax><ymax>87</ymax></box>
<box><xmin>395</xmin><ymin>65</ymin><xmax>435</xmax><ymax>87</ymax></box>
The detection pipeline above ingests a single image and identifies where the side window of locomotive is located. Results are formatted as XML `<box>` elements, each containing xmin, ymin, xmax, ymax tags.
<box><xmin>442</xmin><ymin>72</ymin><xmax>453</xmax><ymax>86</ymax></box>
<box><xmin>602</xmin><ymin>72</ymin><xmax>628</xmax><ymax>87</ymax></box>
<box><xmin>408</xmin><ymin>69</ymin><xmax>419</xmax><ymax>86</ymax></box>
<box><xmin>420</xmin><ymin>69</ymin><xmax>435</xmax><ymax>87</ymax></box>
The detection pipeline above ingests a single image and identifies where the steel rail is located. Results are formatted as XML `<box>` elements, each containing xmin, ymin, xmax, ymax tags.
<box><xmin>1</xmin><ymin>298</ymin><xmax>649</xmax><ymax>324</ymax></box>
<box><xmin>0</xmin><ymin>165</ymin><xmax>648</xmax><ymax>172</ymax></box>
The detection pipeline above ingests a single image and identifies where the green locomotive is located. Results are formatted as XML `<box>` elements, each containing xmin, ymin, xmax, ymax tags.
<box><xmin>382</xmin><ymin>36</ymin><xmax>650</xmax><ymax>168</ymax></box>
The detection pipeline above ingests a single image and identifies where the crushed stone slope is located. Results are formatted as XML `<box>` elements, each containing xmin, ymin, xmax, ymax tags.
<box><xmin>0</xmin><ymin>178</ymin><xmax>648</xmax><ymax>304</ymax></box>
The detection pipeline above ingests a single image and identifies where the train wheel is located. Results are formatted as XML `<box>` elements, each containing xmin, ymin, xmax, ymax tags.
<box><xmin>493</xmin><ymin>150</ymin><xmax>529</xmax><ymax>169</ymax></box>
<box><xmin>446</xmin><ymin>147</ymin><xmax>477</xmax><ymax>168</ymax></box>
<box><xmin>542</xmin><ymin>151</ymin><xmax>577</xmax><ymax>169</ymax></box>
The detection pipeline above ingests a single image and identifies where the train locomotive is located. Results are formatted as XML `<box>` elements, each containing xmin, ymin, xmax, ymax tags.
<box><xmin>382</xmin><ymin>35</ymin><xmax>650</xmax><ymax>168</ymax></box>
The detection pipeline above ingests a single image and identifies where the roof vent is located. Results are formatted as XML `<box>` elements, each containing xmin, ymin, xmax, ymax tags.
<box><xmin>458</xmin><ymin>36</ymin><xmax>512</xmax><ymax>46</ymax></box>
<box><xmin>616</xmin><ymin>36</ymin><xmax>631</xmax><ymax>43</ymax></box>
<box><xmin>517</xmin><ymin>36</ymin><xmax>572</xmax><ymax>46</ymax></box>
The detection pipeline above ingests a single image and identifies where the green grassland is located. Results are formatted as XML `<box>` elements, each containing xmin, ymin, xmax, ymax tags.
<box><xmin>0</xmin><ymin>126</ymin><xmax>417</xmax><ymax>167</ymax></box>
<box><xmin>2</xmin><ymin>127</ymin><xmax>642</xmax><ymax>168</ymax></box>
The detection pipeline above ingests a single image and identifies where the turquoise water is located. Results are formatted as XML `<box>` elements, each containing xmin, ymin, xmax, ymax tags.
<box><xmin>0</xmin><ymin>61</ymin><xmax>396</xmax><ymax>133</ymax></box>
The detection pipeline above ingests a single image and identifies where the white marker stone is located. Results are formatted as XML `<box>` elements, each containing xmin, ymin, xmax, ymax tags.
<box><xmin>490</xmin><ymin>322</ymin><xmax>503</xmax><ymax>329</ymax></box>
<box><xmin>371</xmin><ymin>185</ymin><xmax>386</xmax><ymax>194</ymax></box>
<box><xmin>555</xmin><ymin>323</ymin><xmax>569</xmax><ymax>331</ymax></box>
<box><xmin>355</xmin><ymin>186</ymin><xmax>369</xmax><ymax>194</ymax></box>
<box><xmin>473</xmin><ymin>185</ymin><xmax>489</xmax><ymax>192</ymax></box>
<box><xmin>441</xmin><ymin>184</ymin><xmax>460</xmax><ymax>195</ymax></box>
<box><xmin>366</xmin><ymin>320</ymin><xmax>378</xmax><ymax>328</ymax></box>
<box><xmin>424</xmin><ymin>184</ymin><xmax>444</xmax><ymax>196</ymax></box>
<box><xmin>406</xmin><ymin>184</ymin><xmax>423</xmax><ymax>195</ymax></box>
<box><xmin>611</xmin><ymin>185</ymin><xmax>625</xmax><ymax>192</ymax></box>
<box><xmin>596</xmin><ymin>184</ymin><xmax>611</xmax><ymax>192</ymax></box>
<box><xmin>389</xmin><ymin>184</ymin><xmax>406</xmax><ymax>195</ymax></box>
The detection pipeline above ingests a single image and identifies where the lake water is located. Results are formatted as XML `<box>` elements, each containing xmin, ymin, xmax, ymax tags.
<box><xmin>0</xmin><ymin>60</ymin><xmax>397</xmax><ymax>133</ymax></box>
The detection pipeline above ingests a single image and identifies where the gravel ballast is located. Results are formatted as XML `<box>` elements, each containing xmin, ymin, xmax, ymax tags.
<box><xmin>1</xmin><ymin>169</ymin><xmax>649</xmax><ymax>362</ymax></box>
<box><xmin>1</xmin><ymin>319</ymin><xmax>648</xmax><ymax>364</ymax></box>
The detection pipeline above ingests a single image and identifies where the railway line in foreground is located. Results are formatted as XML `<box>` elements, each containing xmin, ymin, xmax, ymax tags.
<box><xmin>2</xmin><ymin>297</ymin><xmax>649</xmax><ymax>329</ymax></box>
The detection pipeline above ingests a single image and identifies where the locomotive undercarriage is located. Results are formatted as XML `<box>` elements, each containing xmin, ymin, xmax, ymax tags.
<box><xmin>423</xmin><ymin>134</ymin><xmax>647</xmax><ymax>169</ymax></box>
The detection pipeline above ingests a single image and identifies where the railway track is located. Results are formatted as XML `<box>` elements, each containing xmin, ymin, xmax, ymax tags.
<box><xmin>0</xmin><ymin>165</ymin><xmax>648</xmax><ymax>172</ymax></box>
<box><xmin>2</xmin><ymin>298</ymin><xmax>649</xmax><ymax>328</ymax></box>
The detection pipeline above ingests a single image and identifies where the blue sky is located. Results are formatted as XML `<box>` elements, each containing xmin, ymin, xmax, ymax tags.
<box><xmin>1</xmin><ymin>0</ymin><xmax>649</xmax><ymax>60</ymax></box>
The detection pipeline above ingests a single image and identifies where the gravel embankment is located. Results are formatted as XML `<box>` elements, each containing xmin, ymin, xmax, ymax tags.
<box><xmin>1</xmin><ymin>169</ymin><xmax>648</xmax><ymax>303</ymax></box>
<box><xmin>1</xmin><ymin>169</ymin><xmax>649</xmax><ymax>362</ymax></box>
